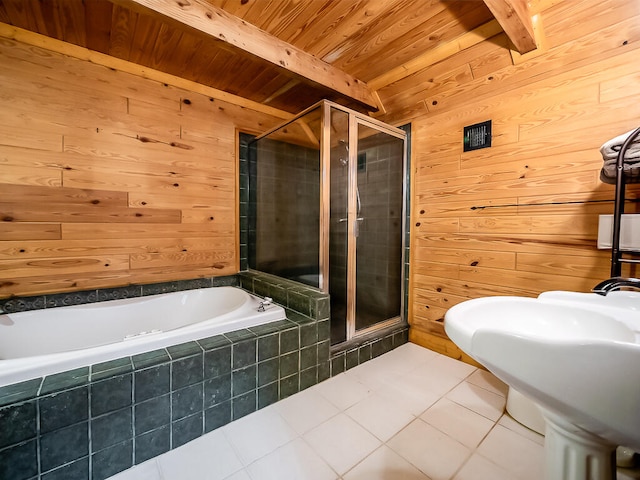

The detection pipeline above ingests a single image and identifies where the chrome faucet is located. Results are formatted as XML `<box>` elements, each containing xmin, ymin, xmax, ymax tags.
<box><xmin>257</xmin><ymin>296</ymin><xmax>273</xmax><ymax>312</ymax></box>
<box><xmin>592</xmin><ymin>277</ymin><xmax>640</xmax><ymax>295</ymax></box>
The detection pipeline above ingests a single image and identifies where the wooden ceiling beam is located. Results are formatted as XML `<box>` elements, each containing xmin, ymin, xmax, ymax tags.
<box><xmin>482</xmin><ymin>0</ymin><xmax>537</xmax><ymax>54</ymax></box>
<box><xmin>113</xmin><ymin>0</ymin><xmax>379</xmax><ymax>111</ymax></box>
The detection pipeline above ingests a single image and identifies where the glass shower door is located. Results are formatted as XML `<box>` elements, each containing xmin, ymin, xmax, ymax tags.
<box><xmin>353</xmin><ymin>122</ymin><xmax>405</xmax><ymax>335</ymax></box>
<box><xmin>329</xmin><ymin>109</ymin><xmax>406</xmax><ymax>344</ymax></box>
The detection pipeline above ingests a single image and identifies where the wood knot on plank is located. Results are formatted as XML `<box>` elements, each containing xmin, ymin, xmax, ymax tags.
<box><xmin>2</xmin><ymin>216</ymin><xmax>14</xmax><ymax>222</ymax></box>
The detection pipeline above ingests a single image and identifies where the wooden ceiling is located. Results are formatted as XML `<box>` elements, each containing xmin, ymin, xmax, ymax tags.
<box><xmin>0</xmin><ymin>0</ymin><xmax>536</xmax><ymax>116</ymax></box>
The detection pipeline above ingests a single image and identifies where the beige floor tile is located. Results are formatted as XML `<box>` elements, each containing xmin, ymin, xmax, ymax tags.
<box><xmin>453</xmin><ymin>453</ymin><xmax>516</xmax><ymax>480</ymax></box>
<box><xmin>446</xmin><ymin>380</ymin><xmax>506</xmax><ymax>422</ymax></box>
<box><xmin>420</xmin><ymin>397</ymin><xmax>495</xmax><ymax>449</ymax></box>
<box><xmin>476</xmin><ymin>424</ymin><xmax>545</xmax><ymax>480</ymax></box>
<box><xmin>274</xmin><ymin>386</ymin><xmax>340</xmax><ymax>435</ymax></box>
<box><xmin>387</xmin><ymin>418</ymin><xmax>471</xmax><ymax>480</ymax></box>
<box><xmin>343</xmin><ymin>445</ymin><xmax>431</xmax><ymax>480</ymax></box>
<box><xmin>246</xmin><ymin>438</ymin><xmax>338</xmax><ymax>480</ymax></box>
<box><xmin>346</xmin><ymin>391</ymin><xmax>415</xmax><ymax>441</ymax></box>
<box><xmin>303</xmin><ymin>413</ymin><xmax>381</xmax><ymax>475</ymax></box>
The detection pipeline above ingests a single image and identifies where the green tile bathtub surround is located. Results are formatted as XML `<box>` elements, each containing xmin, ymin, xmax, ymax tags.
<box><xmin>249</xmin><ymin>319</ymin><xmax>291</xmax><ymax>336</ymax></box>
<box><xmin>39</xmin><ymin>421</ymin><xmax>88</xmax><ymax>472</ymax></box>
<box><xmin>300</xmin><ymin>366</ymin><xmax>318</xmax><ymax>391</ymax></box>
<box><xmin>233</xmin><ymin>339</ymin><xmax>257</xmax><ymax>369</ymax></box>
<box><xmin>132</xmin><ymin>349</ymin><xmax>171</xmax><ymax>370</ymax></box>
<box><xmin>204</xmin><ymin>374</ymin><xmax>231</xmax><ymax>407</ymax></box>
<box><xmin>257</xmin><ymin>333</ymin><xmax>279</xmax><ymax>361</ymax></box>
<box><xmin>267</xmin><ymin>284</ymin><xmax>287</xmax><ymax>304</ymax></box>
<box><xmin>204</xmin><ymin>345</ymin><xmax>232</xmax><ymax>379</ymax></box>
<box><xmin>318</xmin><ymin>361</ymin><xmax>331</xmax><ymax>383</ymax></box>
<box><xmin>91</xmin><ymin>357</ymin><xmax>133</xmax><ymax>381</ymax></box>
<box><xmin>300</xmin><ymin>345</ymin><xmax>318</xmax><ymax>371</ymax></box>
<box><xmin>40</xmin><ymin>367</ymin><xmax>89</xmax><ymax>395</ymax></box>
<box><xmin>257</xmin><ymin>358</ymin><xmax>279</xmax><ymax>386</ymax></box>
<box><xmin>204</xmin><ymin>400</ymin><xmax>231</xmax><ymax>432</ymax></box>
<box><xmin>279</xmin><ymin>373</ymin><xmax>299</xmax><ymax>399</ymax></box>
<box><xmin>253</xmin><ymin>279</ymin><xmax>271</xmax><ymax>300</ymax></box>
<box><xmin>135</xmin><ymin>395</ymin><xmax>170</xmax><ymax>435</ymax></box>
<box><xmin>39</xmin><ymin>386</ymin><xmax>89</xmax><ymax>434</ymax></box>
<box><xmin>0</xmin><ymin>274</ymin><xmax>372</xmax><ymax>479</ymax></box>
<box><xmin>232</xmin><ymin>391</ymin><xmax>257</xmax><ymax>420</ymax></box>
<box><xmin>1</xmin><ymin>439</ymin><xmax>38</xmax><ymax>480</ymax></box>
<box><xmin>317</xmin><ymin>319</ymin><xmax>330</xmax><ymax>342</ymax></box>
<box><xmin>317</xmin><ymin>340</ymin><xmax>331</xmax><ymax>363</ymax></box>
<box><xmin>0</xmin><ymin>401</ymin><xmax>36</xmax><ymax>449</ymax></box>
<box><xmin>91</xmin><ymin>374</ymin><xmax>132</xmax><ymax>417</ymax></box>
<box><xmin>197</xmin><ymin>334</ymin><xmax>231</xmax><ymax>351</ymax></box>
<box><xmin>279</xmin><ymin>351</ymin><xmax>299</xmax><ymax>378</ymax></box>
<box><xmin>232</xmin><ymin>365</ymin><xmax>257</xmax><ymax>397</ymax></box>
<box><xmin>286</xmin><ymin>309</ymin><xmax>314</xmax><ymax>325</ymax></box>
<box><xmin>287</xmin><ymin>290</ymin><xmax>311</xmax><ymax>316</ymax></box>
<box><xmin>167</xmin><ymin>341</ymin><xmax>202</xmax><ymax>360</ymax></box>
<box><xmin>134</xmin><ymin>365</ymin><xmax>170</xmax><ymax>403</ymax></box>
<box><xmin>258</xmin><ymin>381</ymin><xmax>279</xmax><ymax>409</ymax></box>
<box><xmin>280</xmin><ymin>327</ymin><xmax>299</xmax><ymax>354</ymax></box>
<box><xmin>0</xmin><ymin>378</ymin><xmax>42</xmax><ymax>407</ymax></box>
<box><xmin>224</xmin><ymin>328</ymin><xmax>256</xmax><ymax>342</ymax></box>
<box><xmin>41</xmin><ymin>456</ymin><xmax>88</xmax><ymax>480</ymax></box>
<box><xmin>91</xmin><ymin>439</ymin><xmax>132</xmax><ymax>480</ymax></box>
<box><xmin>91</xmin><ymin>407</ymin><xmax>133</xmax><ymax>452</ymax></box>
<box><xmin>172</xmin><ymin>412</ymin><xmax>203</xmax><ymax>448</ymax></box>
<box><xmin>172</xmin><ymin>384</ymin><xmax>203</xmax><ymax>421</ymax></box>
<box><xmin>135</xmin><ymin>425</ymin><xmax>170</xmax><ymax>464</ymax></box>
<box><xmin>330</xmin><ymin>354</ymin><xmax>346</xmax><ymax>376</ymax></box>
<box><xmin>172</xmin><ymin>354</ymin><xmax>204</xmax><ymax>390</ymax></box>
<box><xmin>300</xmin><ymin>323</ymin><xmax>318</xmax><ymax>347</ymax></box>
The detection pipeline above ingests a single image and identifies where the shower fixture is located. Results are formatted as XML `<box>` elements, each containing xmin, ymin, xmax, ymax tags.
<box><xmin>338</xmin><ymin>139</ymin><xmax>349</xmax><ymax>166</ymax></box>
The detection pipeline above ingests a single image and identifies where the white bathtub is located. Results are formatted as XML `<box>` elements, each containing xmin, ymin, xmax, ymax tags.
<box><xmin>0</xmin><ymin>286</ymin><xmax>286</xmax><ymax>387</ymax></box>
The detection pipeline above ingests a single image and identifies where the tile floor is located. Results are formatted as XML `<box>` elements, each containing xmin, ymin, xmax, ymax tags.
<box><xmin>109</xmin><ymin>343</ymin><xmax>639</xmax><ymax>480</ymax></box>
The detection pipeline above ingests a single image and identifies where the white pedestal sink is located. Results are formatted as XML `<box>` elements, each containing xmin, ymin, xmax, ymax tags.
<box><xmin>444</xmin><ymin>294</ymin><xmax>640</xmax><ymax>480</ymax></box>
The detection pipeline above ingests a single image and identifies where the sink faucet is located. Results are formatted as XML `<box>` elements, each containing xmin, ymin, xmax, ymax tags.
<box><xmin>592</xmin><ymin>276</ymin><xmax>640</xmax><ymax>295</ymax></box>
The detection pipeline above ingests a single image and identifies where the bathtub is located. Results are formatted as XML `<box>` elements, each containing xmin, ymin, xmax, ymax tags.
<box><xmin>0</xmin><ymin>286</ymin><xmax>285</xmax><ymax>387</ymax></box>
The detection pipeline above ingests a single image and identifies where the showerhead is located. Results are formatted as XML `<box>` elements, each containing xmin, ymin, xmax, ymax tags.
<box><xmin>338</xmin><ymin>139</ymin><xmax>349</xmax><ymax>166</ymax></box>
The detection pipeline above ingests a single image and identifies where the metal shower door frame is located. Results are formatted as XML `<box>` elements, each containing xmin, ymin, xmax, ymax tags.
<box><xmin>320</xmin><ymin>101</ymin><xmax>407</xmax><ymax>342</ymax></box>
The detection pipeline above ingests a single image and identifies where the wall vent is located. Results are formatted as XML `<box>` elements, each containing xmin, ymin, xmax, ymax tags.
<box><xmin>463</xmin><ymin>120</ymin><xmax>492</xmax><ymax>152</ymax></box>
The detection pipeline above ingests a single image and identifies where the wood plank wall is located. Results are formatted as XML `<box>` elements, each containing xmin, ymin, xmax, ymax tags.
<box><xmin>0</xmin><ymin>35</ymin><xmax>283</xmax><ymax>299</ymax></box>
<box><xmin>377</xmin><ymin>0</ymin><xmax>640</xmax><ymax>362</ymax></box>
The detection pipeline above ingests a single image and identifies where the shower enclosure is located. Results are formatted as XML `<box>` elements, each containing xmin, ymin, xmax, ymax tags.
<box><xmin>248</xmin><ymin>100</ymin><xmax>407</xmax><ymax>346</ymax></box>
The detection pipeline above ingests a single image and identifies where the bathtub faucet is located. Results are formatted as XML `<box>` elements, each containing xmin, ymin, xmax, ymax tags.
<box><xmin>592</xmin><ymin>276</ymin><xmax>640</xmax><ymax>296</ymax></box>
<box><xmin>258</xmin><ymin>297</ymin><xmax>273</xmax><ymax>312</ymax></box>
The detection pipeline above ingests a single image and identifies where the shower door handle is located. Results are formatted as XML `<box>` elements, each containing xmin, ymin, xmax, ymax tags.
<box><xmin>354</xmin><ymin>217</ymin><xmax>364</xmax><ymax>237</ymax></box>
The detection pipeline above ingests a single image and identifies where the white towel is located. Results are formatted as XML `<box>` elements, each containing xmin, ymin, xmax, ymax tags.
<box><xmin>600</xmin><ymin>129</ymin><xmax>640</xmax><ymax>161</ymax></box>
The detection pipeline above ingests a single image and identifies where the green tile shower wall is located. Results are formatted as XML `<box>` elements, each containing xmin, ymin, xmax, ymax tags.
<box><xmin>240</xmin><ymin>124</ymin><xmax>412</xmax><ymax>336</ymax></box>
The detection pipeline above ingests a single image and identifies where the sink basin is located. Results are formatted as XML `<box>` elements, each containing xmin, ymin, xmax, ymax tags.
<box><xmin>538</xmin><ymin>290</ymin><xmax>640</xmax><ymax>337</ymax></box>
<box><xmin>444</xmin><ymin>295</ymin><xmax>640</xmax><ymax>480</ymax></box>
